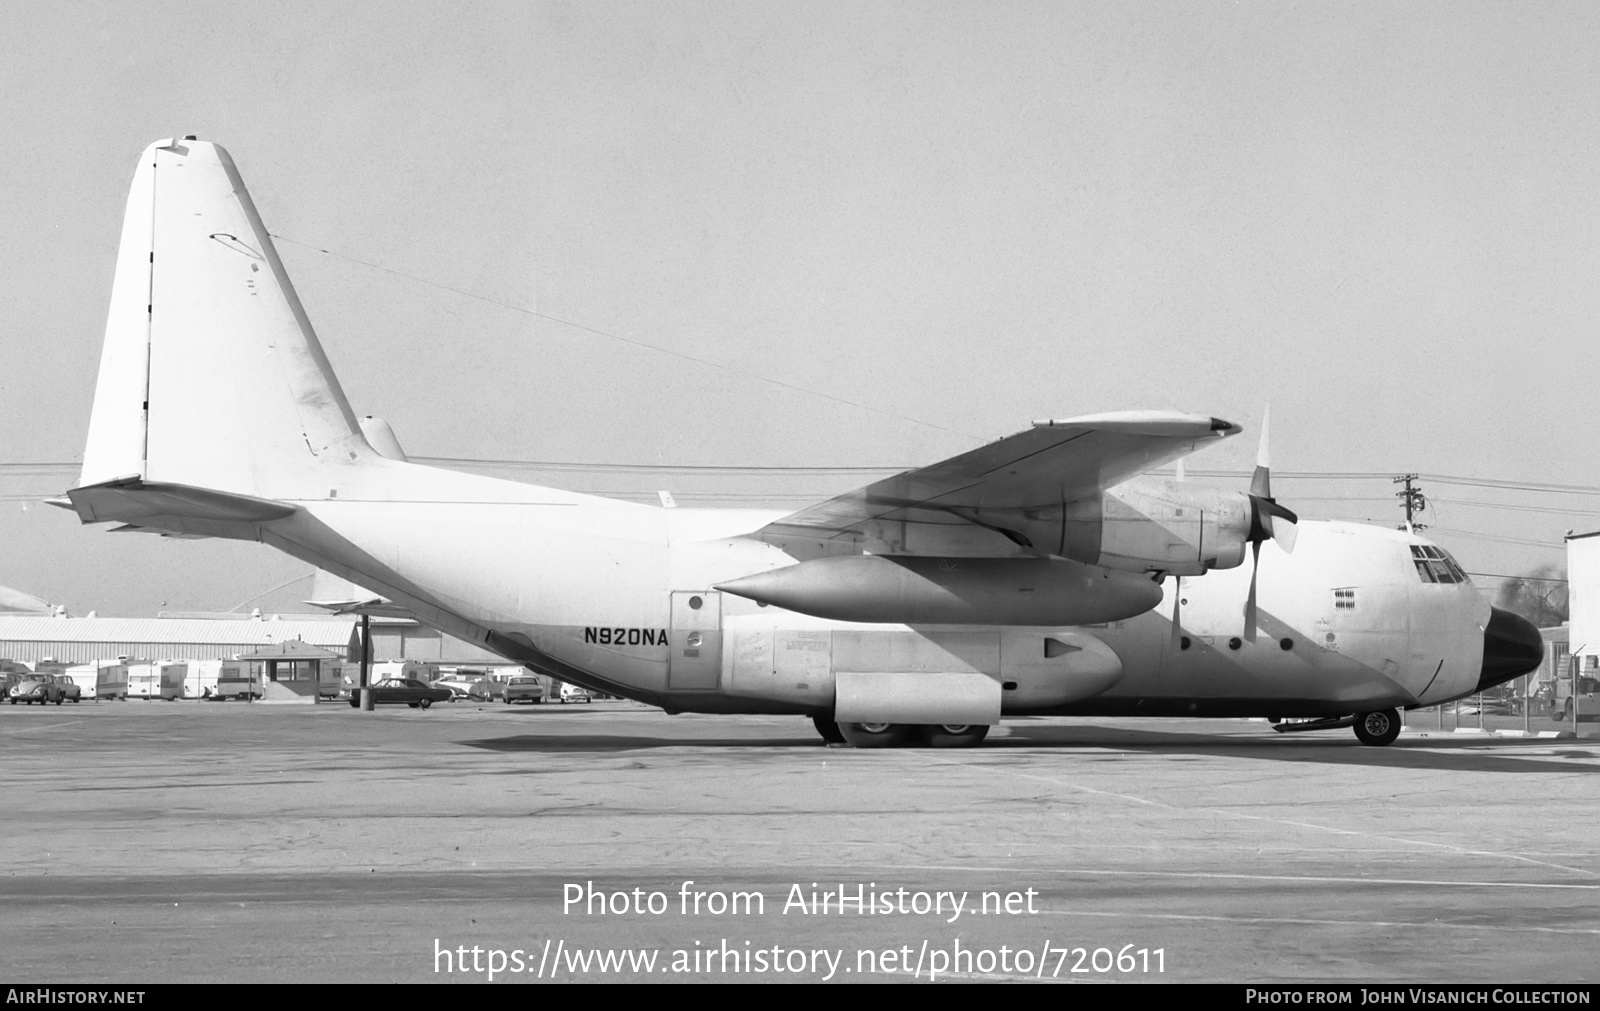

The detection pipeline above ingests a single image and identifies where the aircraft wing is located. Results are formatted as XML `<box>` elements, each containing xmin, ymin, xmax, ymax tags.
<box><xmin>753</xmin><ymin>411</ymin><xmax>1239</xmax><ymax>553</ymax></box>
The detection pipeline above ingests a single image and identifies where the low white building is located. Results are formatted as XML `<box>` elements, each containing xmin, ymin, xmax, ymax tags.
<box><xmin>0</xmin><ymin>614</ymin><xmax>358</xmax><ymax>665</ymax></box>
<box><xmin>1565</xmin><ymin>530</ymin><xmax>1600</xmax><ymax>675</ymax></box>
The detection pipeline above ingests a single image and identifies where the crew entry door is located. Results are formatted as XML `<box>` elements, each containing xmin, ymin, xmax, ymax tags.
<box><xmin>669</xmin><ymin>591</ymin><xmax>722</xmax><ymax>690</ymax></box>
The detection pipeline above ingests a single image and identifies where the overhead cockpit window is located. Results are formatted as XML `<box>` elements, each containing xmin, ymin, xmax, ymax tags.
<box><xmin>1410</xmin><ymin>544</ymin><xmax>1469</xmax><ymax>584</ymax></box>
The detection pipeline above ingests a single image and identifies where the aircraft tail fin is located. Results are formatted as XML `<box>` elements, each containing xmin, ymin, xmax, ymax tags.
<box><xmin>79</xmin><ymin>138</ymin><xmax>373</xmax><ymax>500</ymax></box>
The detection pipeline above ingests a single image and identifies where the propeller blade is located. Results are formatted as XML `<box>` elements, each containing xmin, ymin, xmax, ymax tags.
<box><xmin>1170</xmin><ymin>576</ymin><xmax>1183</xmax><ymax>649</ymax></box>
<box><xmin>1243</xmin><ymin>541</ymin><xmax>1260</xmax><ymax>642</ymax></box>
<box><xmin>1272</xmin><ymin>516</ymin><xmax>1299</xmax><ymax>554</ymax></box>
<box><xmin>1242</xmin><ymin>407</ymin><xmax>1295</xmax><ymax>639</ymax></box>
<box><xmin>1250</xmin><ymin>405</ymin><xmax>1273</xmax><ymax>500</ymax></box>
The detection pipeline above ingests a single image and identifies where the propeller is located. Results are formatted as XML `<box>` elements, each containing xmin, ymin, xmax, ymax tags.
<box><xmin>1243</xmin><ymin>407</ymin><xmax>1299</xmax><ymax>641</ymax></box>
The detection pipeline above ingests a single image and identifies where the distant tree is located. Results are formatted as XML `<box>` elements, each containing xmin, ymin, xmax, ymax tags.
<box><xmin>1494</xmin><ymin>564</ymin><xmax>1568</xmax><ymax>628</ymax></box>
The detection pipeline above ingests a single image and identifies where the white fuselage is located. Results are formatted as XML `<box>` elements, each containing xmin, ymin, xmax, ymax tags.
<box><xmin>253</xmin><ymin>459</ymin><xmax>1489</xmax><ymax>720</ymax></box>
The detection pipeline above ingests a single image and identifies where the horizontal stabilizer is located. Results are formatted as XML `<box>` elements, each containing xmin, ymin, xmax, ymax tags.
<box><xmin>66</xmin><ymin>477</ymin><xmax>296</xmax><ymax>540</ymax></box>
<box><xmin>304</xmin><ymin>598</ymin><xmax>420</xmax><ymax>620</ymax></box>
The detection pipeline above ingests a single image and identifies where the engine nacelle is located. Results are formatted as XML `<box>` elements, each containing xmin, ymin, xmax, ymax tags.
<box><xmin>960</xmin><ymin>477</ymin><xmax>1252</xmax><ymax>576</ymax></box>
<box><xmin>1065</xmin><ymin>478</ymin><xmax>1252</xmax><ymax>575</ymax></box>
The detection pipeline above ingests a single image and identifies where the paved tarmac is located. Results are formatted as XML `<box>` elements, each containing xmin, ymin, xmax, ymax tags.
<box><xmin>2</xmin><ymin>700</ymin><xmax>1597</xmax><ymax>984</ymax></box>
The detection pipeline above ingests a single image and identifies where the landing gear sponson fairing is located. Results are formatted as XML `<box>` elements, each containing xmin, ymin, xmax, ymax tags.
<box><xmin>60</xmin><ymin>139</ymin><xmax>1543</xmax><ymax>748</ymax></box>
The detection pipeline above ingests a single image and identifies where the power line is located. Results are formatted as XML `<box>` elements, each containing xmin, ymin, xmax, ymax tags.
<box><xmin>270</xmin><ymin>233</ymin><xmax>983</xmax><ymax>444</ymax></box>
<box><xmin>1427</xmin><ymin>526</ymin><xmax>1567</xmax><ymax>549</ymax></box>
<box><xmin>1430</xmin><ymin>497</ymin><xmax>1600</xmax><ymax>517</ymax></box>
<box><xmin>1467</xmin><ymin>572</ymin><xmax>1568</xmax><ymax>584</ymax></box>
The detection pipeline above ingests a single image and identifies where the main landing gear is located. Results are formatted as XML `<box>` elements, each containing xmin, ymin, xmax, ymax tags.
<box><xmin>812</xmin><ymin>718</ymin><xmax>990</xmax><ymax>749</ymax></box>
<box><xmin>1352</xmin><ymin>708</ymin><xmax>1402</xmax><ymax>746</ymax></box>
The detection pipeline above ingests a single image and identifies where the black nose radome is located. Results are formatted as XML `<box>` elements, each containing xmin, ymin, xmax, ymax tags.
<box><xmin>1477</xmin><ymin>607</ymin><xmax>1544</xmax><ymax>692</ymax></box>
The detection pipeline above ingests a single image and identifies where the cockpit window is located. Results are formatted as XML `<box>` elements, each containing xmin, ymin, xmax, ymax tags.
<box><xmin>1410</xmin><ymin>544</ymin><xmax>1469</xmax><ymax>584</ymax></box>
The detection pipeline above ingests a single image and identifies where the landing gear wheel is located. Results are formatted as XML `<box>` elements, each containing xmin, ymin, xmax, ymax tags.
<box><xmin>915</xmin><ymin>724</ymin><xmax>991</xmax><ymax>748</ymax></box>
<box><xmin>418</xmin><ymin>697</ymin><xmax>433</xmax><ymax>710</ymax></box>
<box><xmin>836</xmin><ymin>722</ymin><xmax>911</xmax><ymax>748</ymax></box>
<box><xmin>1353</xmin><ymin>708</ymin><xmax>1401</xmax><ymax>746</ymax></box>
<box><xmin>811</xmin><ymin>715</ymin><xmax>846</xmax><ymax>744</ymax></box>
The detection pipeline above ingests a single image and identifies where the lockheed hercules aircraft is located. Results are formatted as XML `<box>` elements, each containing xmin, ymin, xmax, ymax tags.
<box><xmin>60</xmin><ymin>139</ymin><xmax>1543</xmax><ymax>748</ymax></box>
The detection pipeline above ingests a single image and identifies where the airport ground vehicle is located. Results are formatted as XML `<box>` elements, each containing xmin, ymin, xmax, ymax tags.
<box><xmin>8</xmin><ymin>675</ymin><xmax>65</xmax><ymax>705</ymax></box>
<box><xmin>348</xmin><ymin>678</ymin><xmax>453</xmax><ymax>709</ymax></box>
<box><xmin>504</xmin><ymin>676</ymin><xmax>545</xmax><ymax>704</ymax></box>
<box><xmin>1553</xmin><ymin>675</ymin><xmax>1600</xmax><ymax>723</ymax></box>
<box><xmin>559</xmin><ymin>683</ymin><xmax>591</xmax><ymax>704</ymax></box>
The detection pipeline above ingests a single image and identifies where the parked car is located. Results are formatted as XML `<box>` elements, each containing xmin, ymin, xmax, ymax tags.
<box><xmin>503</xmin><ymin>676</ymin><xmax>545</xmax><ymax>705</ymax></box>
<box><xmin>347</xmin><ymin>678</ymin><xmax>454</xmax><ymax>709</ymax></box>
<box><xmin>559</xmin><ymin>683</ymin><xmax>591</xmax><ymax>704</ymax></box>
<box><xmin>433</xmin><ymin>677</ymin><xmax>494</xmax><ymax>702</ymax></box>
<box><xmin>50</xmin><ymin>674</ymin><xmax>82</xmax><ymax>704</ymax></box>
<box><xmin>8</xmin><ymin>674</ymin><xmax>65</xmax><ymax>705</ymax></box>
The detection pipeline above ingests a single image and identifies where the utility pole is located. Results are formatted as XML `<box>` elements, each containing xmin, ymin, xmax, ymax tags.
<box><xmin>1393</xmin><ymin>473</ymin><xmax>1427</xmax><ymax>530</ymax></box>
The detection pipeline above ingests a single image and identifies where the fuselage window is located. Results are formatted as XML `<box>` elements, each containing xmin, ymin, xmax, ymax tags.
<box><xmin>1409</xmin><ymin>544</ymin><xmax>1469</xmax><ymax>584</ymax></box>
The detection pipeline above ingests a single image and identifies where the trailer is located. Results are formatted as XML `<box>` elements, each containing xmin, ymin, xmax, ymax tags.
<box><xmin>185</xmin><ymin>659</ymin><xmax>247</xmax><ymax>699</ymax></box>
<box><xmin>95</xmin><ymin>662</ymin><xmax>129</xmax><ymax>700</ymax></box>
<box><xmin>60</xmin><ymin>663</ymin><xmax>100</xmax><ymax>700</ymax></box>
<box><xmin>323</xmin><ymin>662</ymin><xmax>359</xmax><ymax>699</ymax></box>
<box><xmin>213</xmin><ymin>664</ymin><xmax>261</xmax><ymax>700</ymax></box>
<box><xmin>157</xmin><ymin>661</ymin><xmax>186</xmax><ymax>700</ymax></box>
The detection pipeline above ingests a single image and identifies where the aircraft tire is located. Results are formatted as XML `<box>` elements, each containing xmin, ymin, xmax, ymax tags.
<box><xmin>837</xmin><ymin>722</ymin><xmax>911</xmax><ymax>748</ymax></box>
<box><xmin>1353</xmin><ymin>708</ymin><xmax>1401</xmax><ymax>746</ymax></box>
<box><xmin>811</xmin><ymin>715</ymin><xmax>847</xmax><ymax>744</ymax></box>
<box><xmin>915</xmin><ymin>724</ymin><xmax>991</xmax><ymax>748</ymax></box>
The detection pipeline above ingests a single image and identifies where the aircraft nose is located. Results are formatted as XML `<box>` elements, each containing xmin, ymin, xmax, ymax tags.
<box><xmin>1476</xmin><ymin>607</ymin><xmax>1544</xmax><ymax>692</ymax></box>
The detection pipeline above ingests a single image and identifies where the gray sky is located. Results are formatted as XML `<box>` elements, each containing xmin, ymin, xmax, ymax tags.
<box><xmin>3</xmin><ymin>1</ymin><xmax>1598</xmax><ymax>616</ymax></box>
